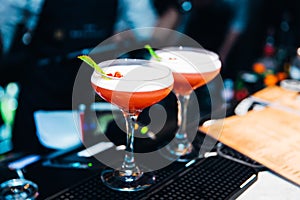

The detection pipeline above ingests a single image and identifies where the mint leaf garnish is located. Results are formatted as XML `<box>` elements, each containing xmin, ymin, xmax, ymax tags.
<box><xmin>144</xmin><ymin>44</ymin><xmax>161</xmax><ymax>61</ymax></box>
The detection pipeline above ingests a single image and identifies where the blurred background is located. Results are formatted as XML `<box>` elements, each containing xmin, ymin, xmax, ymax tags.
<box><xmin>0</xmin><ymin>0</ymin><xmax>300</xmax><ymax>155</ymax></box>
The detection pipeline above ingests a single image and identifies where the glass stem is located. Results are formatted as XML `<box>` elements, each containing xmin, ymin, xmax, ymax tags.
<box><xmin>176</xmin><ymin>94</ymin><xmax>190</xmax><ymax>141</ymax></box>
<box><xmin>16</xmin><ymin>169</ymin><xmax>25</xmax><ymax>180</ymax></box>
<box><xmin>121</xmin><ymin>111</ymin><xmax>141</xmax><ymax>178</ymax></box>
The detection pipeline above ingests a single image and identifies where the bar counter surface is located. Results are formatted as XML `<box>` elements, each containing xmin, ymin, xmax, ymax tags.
<box><xmin>1</xmin><ymin>131</ymin><xmax>300</xmax><ymax>199</ymax></box>
<box><xmin>0</xmin><ymin>132</ymin><xmax>266</xmax><ymax>199</ymax></box>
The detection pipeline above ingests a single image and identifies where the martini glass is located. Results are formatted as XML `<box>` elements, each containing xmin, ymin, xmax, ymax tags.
<box><xmin>90</xmin><ymin>59</ymin><xmax>173</xmax><ymax>191</ymax></box>
<box><xmin>155</xmin><ymin>46</ymin><xmax>221</xmax><ymax>162</ymax></box>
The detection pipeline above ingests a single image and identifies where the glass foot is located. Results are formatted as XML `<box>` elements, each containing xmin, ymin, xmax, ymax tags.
<box><xmin>160</xmin><ymin>142</ymin><xmax>198</xmax><ymax>162</ymax></box>
<box><xmin>101</xmin><ymin>169</ymin><xmax>155</xmax><ymax>192</ymax></box>
<box><xmin>0</xmin><ymin>179</ymin><xmax>39</xmax><ymax>200</ymax></box>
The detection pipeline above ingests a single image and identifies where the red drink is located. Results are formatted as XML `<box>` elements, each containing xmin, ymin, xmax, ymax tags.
<box><xmin>172</xmin><ymin>69</ymin><xmax>220</xmax><ymax>95</ymax></box>
<box><xmin>91</xmin><ymin>83</ymin><xmax>173</xmax><ymax>113</ymax></box>
<box><xmin>155</xmin><ymin>47</ymin><xmax>221</xmax><ymax>95</ymax></box>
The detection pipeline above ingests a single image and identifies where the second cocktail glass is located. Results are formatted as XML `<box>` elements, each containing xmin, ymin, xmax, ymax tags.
<box><xmin>155</xmin><ymin>46</ymin><xmax>222</xmax><ymax>162</ymax></box>
<box><xmin>90</xmin><ymin>59</ymin><xmax>173</xmax><ymax>191</ymax></box>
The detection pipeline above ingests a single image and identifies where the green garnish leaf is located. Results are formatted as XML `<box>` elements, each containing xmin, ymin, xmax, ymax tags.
<box><xmin>78</xmin><ymin>55</ymin><xmax>109</xmax><ymax>78</ymax></box>
<box><xmin>144</xmin><ymin>44</ymin><xmax>161</xmax><ymax>61</ymax></box>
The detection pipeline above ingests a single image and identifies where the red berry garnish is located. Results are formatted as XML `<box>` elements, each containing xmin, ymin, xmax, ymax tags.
<box><xmin>114</xmin><ymin>71</ymin><xmax>123</xmax><ymax>78</ymax></box>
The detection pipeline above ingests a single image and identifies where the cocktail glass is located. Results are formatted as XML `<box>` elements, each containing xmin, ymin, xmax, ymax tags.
<box><xmin>90</xmin><ymin>59</ymin><xmax>173</xmax><ymax>191</ymax></box>
<box><xmin>0</xmin><ymin>167</ymin><xmax>39</xmax><ymax>199</ymax></box>
<box><xmin>155</xmin><ymin>46</ymin><xmax>221</xmax><ymax>162</ymax></box>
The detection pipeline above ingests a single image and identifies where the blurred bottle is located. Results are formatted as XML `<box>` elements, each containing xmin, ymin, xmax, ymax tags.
<box><xmin>0</xmin><ymin>32</ymin><xmax>3</xmax><ymax>56</ymax></box>
<box><xmin>1</xmin><ymin>83</ymin><xmax>19</xmax><ymax>126</ymax></box>
<box><xmin>0</xmin><ymin>82</ymin><xmax>19</xmax><ymax>154</ymax></box>
<box><xmin>78</xmin><ymin>103</ymin><xmax>86</xmax><ymax>141</ymax></box>
<box><xmin>234</xmin><ymin>73</ymin><xmax>253</xmax><ymax>102</ymax></box>
<box><xmin>0</xmin><ymin>86</ymin><xmax>4</xmax><ymax>125</ymax></box>
<box><xmin>289</xmin><ymin>47</ymin><xmax>300</xmax><ymax>80</ymax></box>
<box><xmin>221</xmin><ymin>78</ymin><xmax>234</xmax><ymax>108</ymax></box>
<box><xmin>81</xmin><ymin>103</ymin><xmax>99</xmax><ymax>146</ymax></box>
<box><xmin>276</xmin><ymin>12</ymin><xmax>293</xmax><ymax>71</ymax></box>
<box><xmin>256</xmin><ymin>28</ymin><xmax>278</xmax><ymax>73</ymax></box>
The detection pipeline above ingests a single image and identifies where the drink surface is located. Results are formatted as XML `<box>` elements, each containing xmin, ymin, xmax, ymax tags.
<box><xmin>91</xmin><ymin>65</ymin><xmax>173</xmax><ymax>113</ymax></box>
<box><xmin>155</xmin><ymin>50</ymin><xmax>221</xmax><ymax>73</ymax></box>
<box><xmin>91</xmin><ymin>65</ymin><xmax>173</xmax><ymax>91</ymax></box>
<box><xmin>155</xmin><ymin>49</ymin><xmax>221</xmax><ymax>95</ymax></box>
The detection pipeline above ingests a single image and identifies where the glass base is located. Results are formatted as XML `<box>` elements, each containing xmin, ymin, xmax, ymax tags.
<box><xmin>160</xmin><ymin>142</ymin><xmax>198</xmax><ymax>162</ymax></box>
<box><xmin>101</xmin><ymin>169</ymin><xmax>155</xmax><ymax>192</ymax></box>
<box><xmin>0</xmin><ymin>179</ymin><xmax>39</xmax><ymax>200</ymax></box>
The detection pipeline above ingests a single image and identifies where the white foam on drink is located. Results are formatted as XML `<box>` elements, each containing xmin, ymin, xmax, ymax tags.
<box><xmin>154</xmin><ymin>49</ymin><xmax>221</xmax><ymax>73</ymax></box>
<box><xmin>91</xmin><ymin>65</ymin><xmax>173</xmax><ymax>92</ymax></box>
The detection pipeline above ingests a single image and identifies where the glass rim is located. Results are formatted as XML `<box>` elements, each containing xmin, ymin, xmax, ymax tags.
<box><xmin>93</xmin><ymin>58</ymin><xmax>174</xmax><ymax>82</ymax></box>
<box><xmin>0</xmin><ymin>178</ymin><xmax>38</xmax><ymax>188</ymax></box>
<box><xmin>155</xmin><ymin>46</ymin><xmax>220</xmax><ymax>62</ymax></box>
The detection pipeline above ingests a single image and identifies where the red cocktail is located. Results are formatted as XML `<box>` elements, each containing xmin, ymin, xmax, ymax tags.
<box><xmin>92</xmin><ymin>81</ymin><xmax>172</xmax><ymax>114</ymax></box>
<box><xmin>155</xmin><ymin>47</ymin><xmax>221</xmax><ymax>161</ymax></box>
<box><xmin>90</xmin><ymin>59</ymin><xmax>173</xmax><ymax>191</ymax></box>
